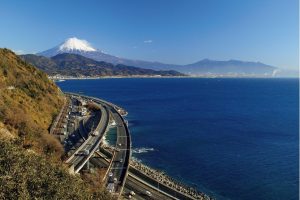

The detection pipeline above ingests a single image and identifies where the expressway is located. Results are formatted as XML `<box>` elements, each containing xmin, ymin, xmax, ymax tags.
<box><xmin>65</xmin><ymin>92</ymin><xmax>131</xmax><ymax>196</ymax></box>
<box><xmin>104</xmin><ymin>107</ymin><xmax>130</xmax><ymax>195</ymax></box>
<box><xmin>124</xmin><ymin>173</ymin><xmax>175</xmax><ymax>200</ymax></box>
<box><xmin>90</xmin><ymin>151</ymin><xmax>176</xmax><ymax>200</ymax></box>
<box><xmin>61</xmin><ymin>93</ymin><xmax>207</xmax><ymax>200</ymax></box>
<box><xmin>65</xmin><ymin>101</ymin><xmax>109</xmax><ymax>173</ymax></box>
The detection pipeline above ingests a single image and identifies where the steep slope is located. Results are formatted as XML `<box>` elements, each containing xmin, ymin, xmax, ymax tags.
<box><xmin>0</xmin><ymin>48</ymin><xmax>64</xmax><ymax>149</ymax></box>
<box><xmin>0</xmin><ymin>49</ymin><xmax>113</xmax><ymax>199</ymax></box>
<box><xmin>22</xmin><ymin>53</ymin><xmax>184</xmax><ymax>77</ymax></box>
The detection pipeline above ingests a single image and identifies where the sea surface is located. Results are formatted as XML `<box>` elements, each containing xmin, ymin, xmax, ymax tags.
<box><xmin>57</xmin><ymin>78</ymin><xmax>299</xmax><ymax>200</ymax></box>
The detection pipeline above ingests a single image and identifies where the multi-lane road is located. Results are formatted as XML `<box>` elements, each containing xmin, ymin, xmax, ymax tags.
<box><xmin>90</xmin><ymin>150</ymin><xmax>176</xmax><ymax>200</ymax></box>
<box><xmin>65</xmin><ymin>102</ymin><xmax>109</xmax><ymax>173</ymax></box>
<box><xmin>65</xmin><ymin>93</ymin><xmax>131</xmax><ymax>196</ymax></box>
<box><xmin>59</xmin><ymin>93</ymin><xmax>204</xmax><ymax>200</ymax></box>
<box><xmin>105</xmin><ymin>106</ymin><xmax>131</xmax><ymax>195</ymax></box>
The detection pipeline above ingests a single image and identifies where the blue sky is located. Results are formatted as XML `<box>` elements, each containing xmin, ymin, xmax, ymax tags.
<box><xmin>0</xmin><ymin>0</ymin><xmax>298</xmax><ymax>69</ymax></box>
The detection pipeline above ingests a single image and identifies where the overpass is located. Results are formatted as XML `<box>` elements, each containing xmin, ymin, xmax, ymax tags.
<box><xmin>54</xmin><ymin>92</ymin><xmax>209</xmax><ymax>200</ymax></box>
<box><xmin>65</xmin><ymin>92</ymin><xmax>131</xmax><ymax>196</ymax></box>
<box><xmin>65</xmin><ymin>103</ymin><xmax>109</xmax><ymax>173</ymax></box>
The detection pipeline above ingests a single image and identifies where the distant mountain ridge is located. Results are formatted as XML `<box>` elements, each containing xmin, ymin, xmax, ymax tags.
<box><xmin>181</xmin><ymin>59</ymin><xmax>276</xmax><ymax>75</ymax></box>
<box><xmin>21</xmin><ymin>53</ymin><xmax>184</xmax><ymax>77</ymax></box>
<box><xmin>37</xmin><ymin>37</ymin><xmax>278</xmax><ymax>76</ymax></box>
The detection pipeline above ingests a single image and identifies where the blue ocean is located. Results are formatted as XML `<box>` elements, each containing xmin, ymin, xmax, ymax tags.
<box><xmin>57</xmin><ymin>78</ymin><xmax>299</xmax><ymax>200</ymax></box>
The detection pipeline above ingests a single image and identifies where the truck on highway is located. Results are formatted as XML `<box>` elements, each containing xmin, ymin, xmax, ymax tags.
<box><xmin>108</xmin><ymin>172</ymin><xmax>114</xmax><ymax>183</ymax></box>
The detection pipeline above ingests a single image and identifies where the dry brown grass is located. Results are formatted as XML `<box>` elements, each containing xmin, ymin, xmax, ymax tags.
<box><xmin>0</xmin><ymin>48</ymin><xmax>64</xmax><ymax>157</ymax></box>
<box><xmin>0</xmin><ymin>49</ymin><xmax>114</xmax><ymax>199</ymax></box>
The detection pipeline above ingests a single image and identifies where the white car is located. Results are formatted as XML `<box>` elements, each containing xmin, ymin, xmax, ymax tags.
<box><xmin>145</xmin><ymin>191</ymin><xmax>152</xmax><ymax>197</ymax></box>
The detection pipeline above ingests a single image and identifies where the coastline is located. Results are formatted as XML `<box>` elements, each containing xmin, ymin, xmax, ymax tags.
<box><xmin>103</xmin><ymin>134</ymin><xmax>212</xmax><ymax>200</ymax></box>
<box><xmin>50</xmin><ymin>75</ymin><xmax>289</xmax><ymax>81</ymax></box>
<box><xmin>57</xmin><ymin>80</ymin><xmax>299</xmax><ymax>200</ymax></box>
<box><xmin>101</xmin><ymin>106</ymin><xmax>212</xmax><ymax>200</ymax></box>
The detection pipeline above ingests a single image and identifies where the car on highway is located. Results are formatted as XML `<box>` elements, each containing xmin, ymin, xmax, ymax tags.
<box><xmin>145</xmin><ymin>191</ymin><xmax>152</xmax><ymax>197</ymax></box>
<box><xmin>91</xmin><ymin>131</ymin><xmax>98</xmax><ymax>136</ymax></box>
<box><xmin>130</xmin><ymin>191</ymin><xmax>136</xmax><ymax>196</ymax></box>
<box><xmin>76</xmin><ymin>149</ymin><xmax>89</xmax><ymax>156</ymax></box>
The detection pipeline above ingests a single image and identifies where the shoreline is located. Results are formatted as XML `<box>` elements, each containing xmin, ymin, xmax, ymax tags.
<box><xmin>50</xmin><ymin>75</ymin><xmax>294</xmax><ymax>81</ymax></box>
<box><xmin>103</xmin><ymin>141</ymin><xmax>212</xmax><ymax>200</ymax></box>
<box><xmin>102</xmin><ymin>112</ymin><xmax>212</xmax><ymax>200</ymax></box>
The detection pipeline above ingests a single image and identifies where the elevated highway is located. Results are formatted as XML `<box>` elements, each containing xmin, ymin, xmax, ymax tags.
<box><xmin>65</xmin><ymin>92</ymin><xmax>131</xmax><ymax>196</ymax></box>
<box><xmin>62</xmin><ymin>93</ymin><xmax>207</xmax><ymax>200</ymax></box>
<box><xmin>65</xmin><ymin>101</ymin><xmax>109</xmax><ymax>173</ymax></box>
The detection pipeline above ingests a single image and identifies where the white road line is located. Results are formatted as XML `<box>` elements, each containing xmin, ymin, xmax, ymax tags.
<box><xmin>111</xmin><ymin>167</ymin><xmax>127</xmax><ymax>170</ymax></box>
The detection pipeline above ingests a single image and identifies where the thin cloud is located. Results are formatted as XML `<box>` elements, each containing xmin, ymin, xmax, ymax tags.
<box><xmin>13</xmin><ymin>49</ymin><xmax>25</xmax><ymax>55</ymax></box>
<box><xmin>144</xmin><ymin>40</ymin><xmax>153</xmax><ymax>43</ymax></box>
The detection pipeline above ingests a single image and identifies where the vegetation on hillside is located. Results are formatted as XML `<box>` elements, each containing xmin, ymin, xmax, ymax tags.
<box><xmin>21</xmin><ymin>53</ymin><xmax>185</xmax><ymax>77</ymax></box>
<box><xmin>0</xmin><ymin>49</ymin><xmax>114</xmax><ymax>199</ymax></box>
<box><xmin>0</xmin><ymin>48</ymin><xmax>64</xmax><ymax>156</ymax></box>
<box><xmin>0</xmin><ymin>140</ymin><xmax>113</xmax><ymax>199</ymax></box>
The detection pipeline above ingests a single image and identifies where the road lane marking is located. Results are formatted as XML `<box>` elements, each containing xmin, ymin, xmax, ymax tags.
<box><xmin>110</xmin><ymin>167</ymin><xmax>127</xmax><ymax>170</ymax></box>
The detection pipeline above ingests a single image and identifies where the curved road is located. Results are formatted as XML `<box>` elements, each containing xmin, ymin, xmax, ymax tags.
<box><xmin>66</xmin><ymin>92</ymin><xmax>131</xmax><ymax>196</ymax></box>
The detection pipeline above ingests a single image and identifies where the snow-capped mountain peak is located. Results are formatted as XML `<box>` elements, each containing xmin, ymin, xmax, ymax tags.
<box><xmin>58</xmin><ymin>37</ymin><xmax>96</xmax><ymax>52</ymax></box>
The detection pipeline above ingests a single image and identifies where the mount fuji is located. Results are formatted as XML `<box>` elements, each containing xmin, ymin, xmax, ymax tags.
<box><xmin>38</xmin><ymin>37</ymin><xmax>116</xmax><ymax>63</ymax></box>
<box><xmin>38</xmin><ymin>37</ymin><xmax>179</xmax><ymax>69</ymax></box>
<box><xmin>37</xmin><ymin>37</ymin><xmax>278</xmax><ymax>76</ymax></box>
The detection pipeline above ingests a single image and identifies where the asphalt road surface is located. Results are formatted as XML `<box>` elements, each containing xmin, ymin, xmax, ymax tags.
<box><xmin>67</xmin><ymin>104</ymin><xmax>109</xmax><ymax>172</ymax></box>
<box><xmin>103</xmin><ymin>106</ymin><xmax>130</xmax><ymax>194</ymax></box>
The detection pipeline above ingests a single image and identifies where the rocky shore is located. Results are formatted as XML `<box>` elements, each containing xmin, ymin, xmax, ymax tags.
<box><xmin>130</xmin><ymin>159</ymin><xmax>212</xmax><ymax>200</ymax></box>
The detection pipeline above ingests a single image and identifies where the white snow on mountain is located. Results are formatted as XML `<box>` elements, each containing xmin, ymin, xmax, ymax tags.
<box><xmin>36</xmin><ymin>37</ymin><xmax>278</xmax><ymax>76</ymax></box>
<box><xmin>58</xmin><ymin>37</ymin><xmax>96</xmax><ymax>52</ymax></box>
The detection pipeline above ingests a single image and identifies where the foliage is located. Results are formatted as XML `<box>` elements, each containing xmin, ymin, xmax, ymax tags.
<box><xmin>0</xmin><ymin>49</ymin><xmax>114</xmax><ymax>199</ymax></box>
<box><xmin>0</xmin><ymin>48</ymin><xmax>64</xmax><ymax>156</ymax></box>
<box><xmin>0</xmin><ymin>140</ymin><xmax>114</xmax><ymax>200</ymax></box>
<box><xmin>21</xmin><ymin>53</ymin><xmax>185</xmax><ymax>77</ymax></box>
